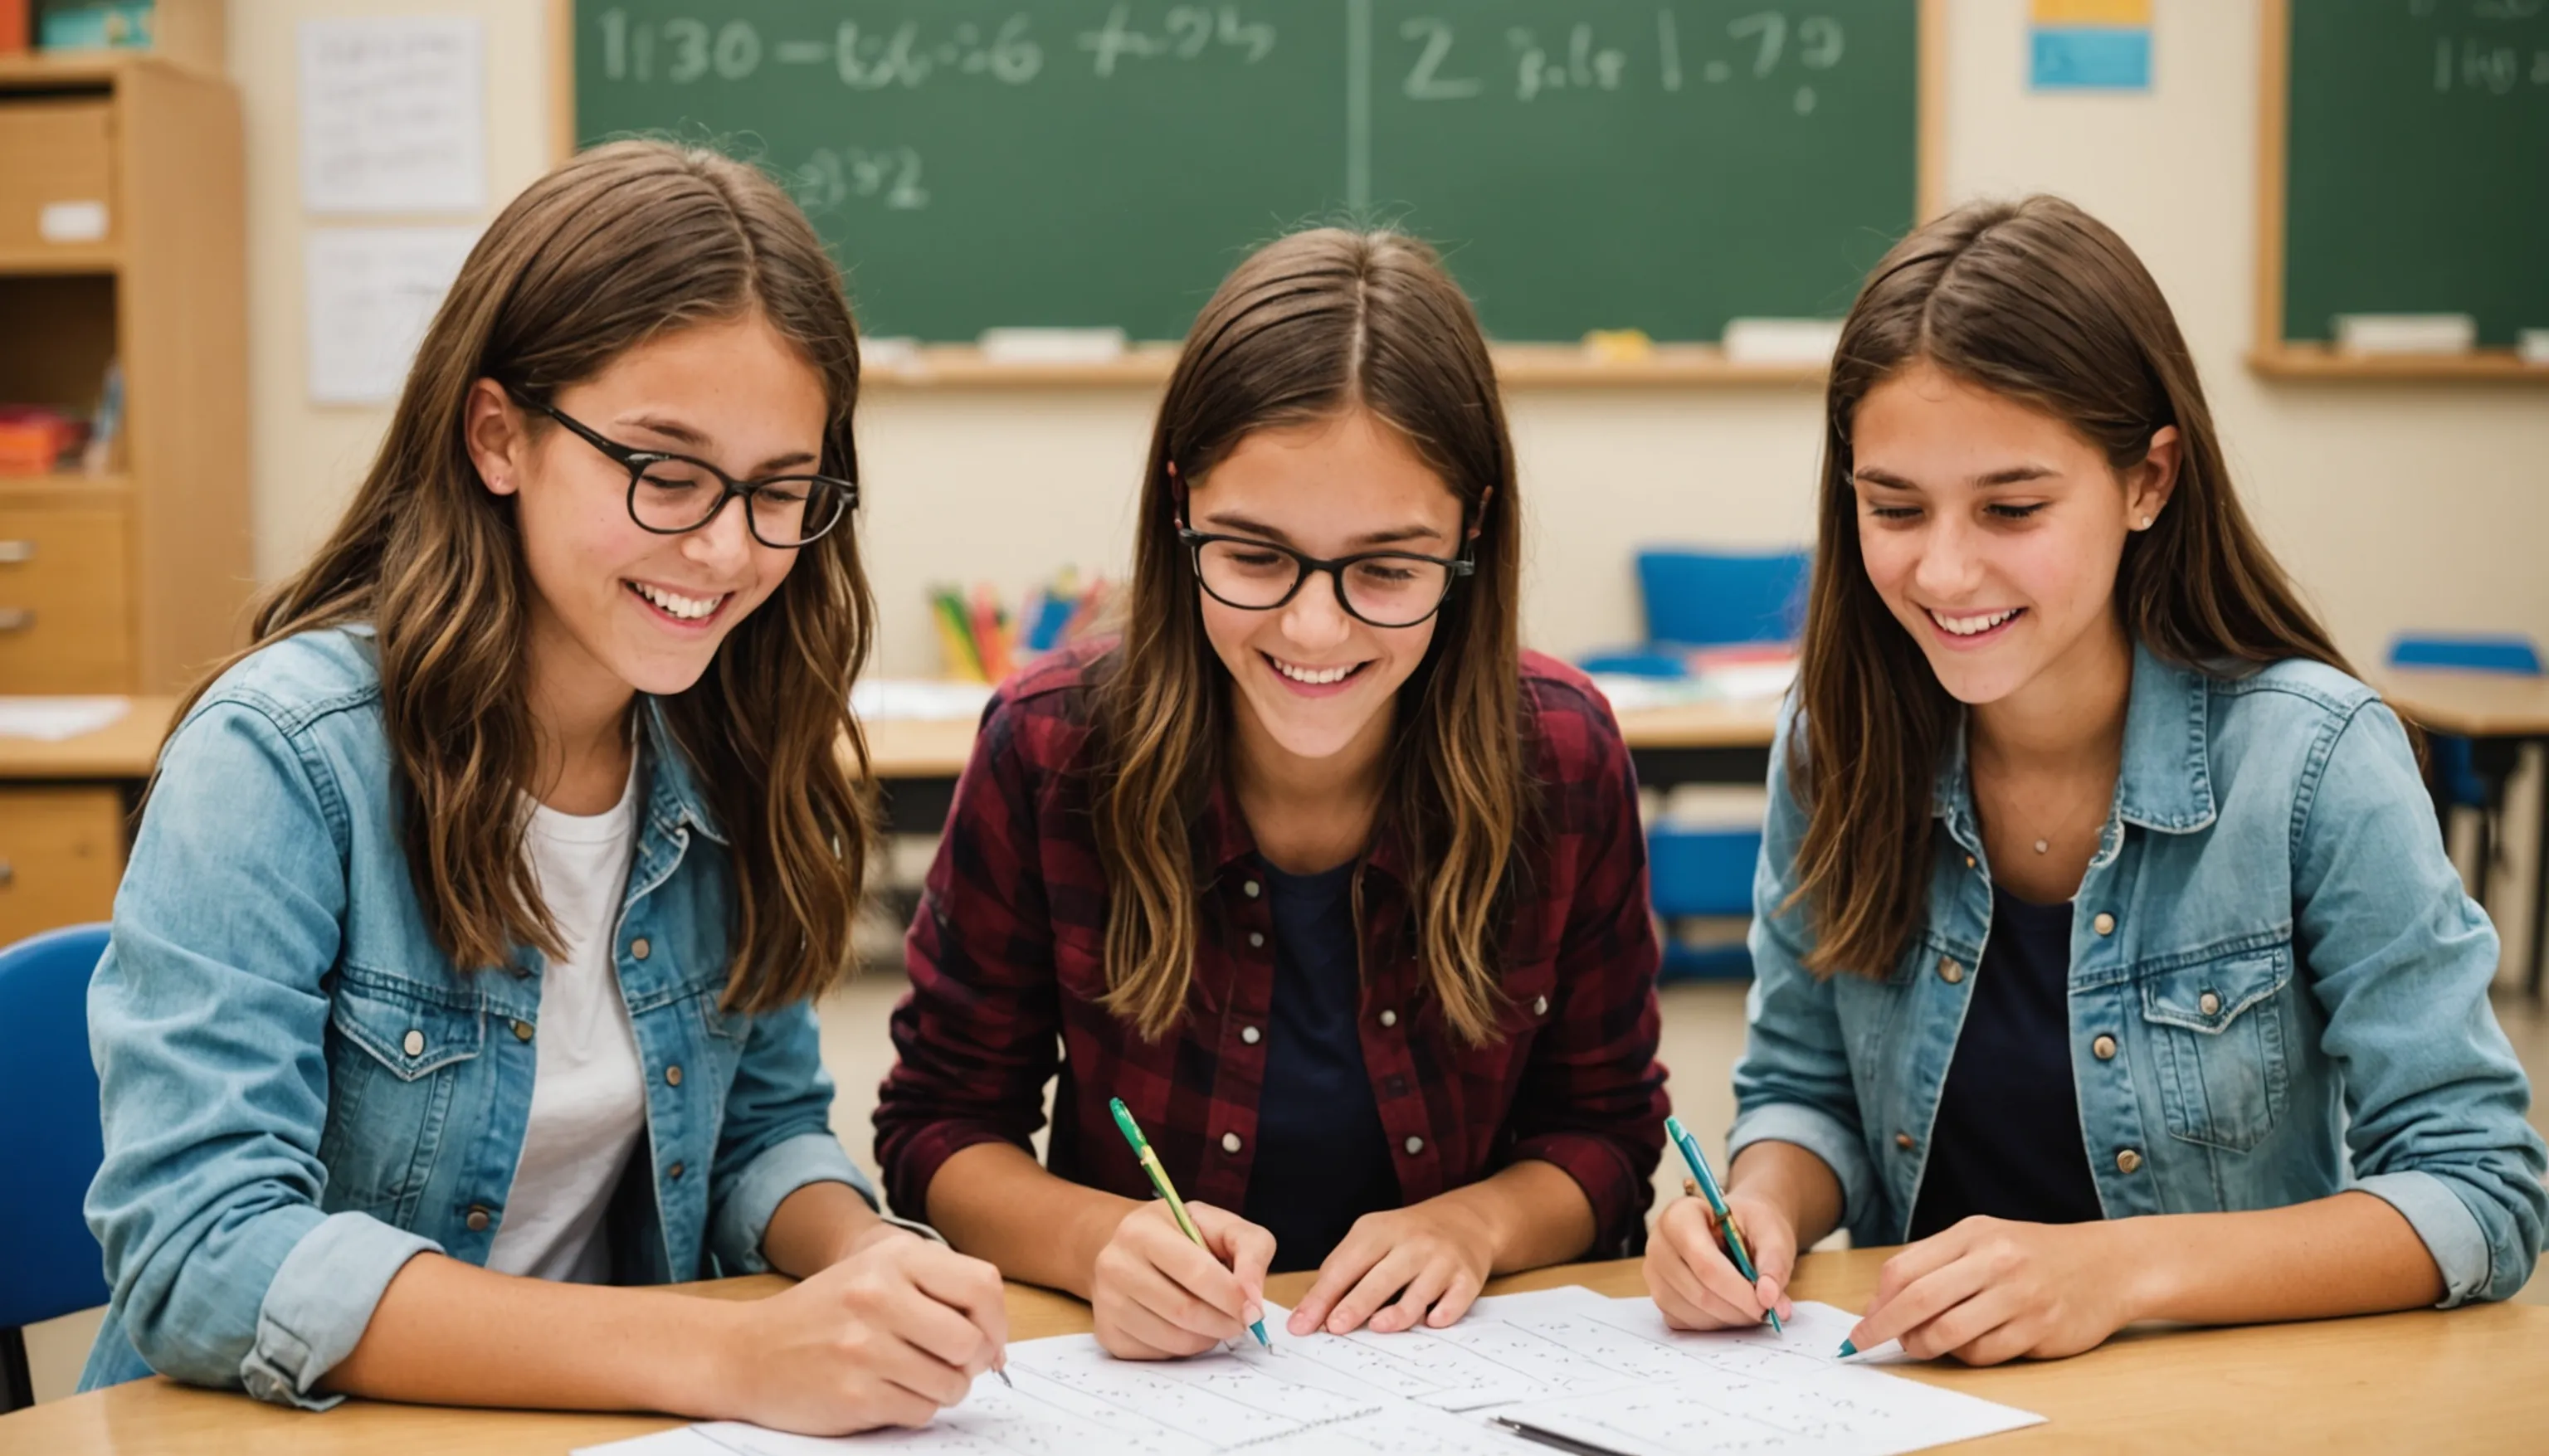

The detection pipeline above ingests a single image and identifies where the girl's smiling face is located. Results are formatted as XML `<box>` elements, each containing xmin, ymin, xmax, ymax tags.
<box><xmin>1186</xmin><ymin>407</ymin><xmax>1469</xmax><ymax>769</ymax></box>
<box><xmin>1850</xmin><ymin>359</ymin><xmax>2177</xmax><ymax>709</ymax></box>
<box><xmin>469</xmin><ymin>313</ymin><xmax>830</xmax><ymax>706</ymax></box>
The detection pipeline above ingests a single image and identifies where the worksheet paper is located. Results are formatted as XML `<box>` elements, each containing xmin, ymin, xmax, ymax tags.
<box><xmin>573</xmin><ymin>1290</ymin><xmax>2040</xmax><ymax>1456</ymax></box>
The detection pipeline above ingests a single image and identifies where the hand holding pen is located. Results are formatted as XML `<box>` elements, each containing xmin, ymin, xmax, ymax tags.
<box><xmin>1645</xmin><ymin>1116</ymin><xmax>1798</xmax><ymax>1335</ymax></box>
<box><xmin>1090</xmin><ymin>1098</ymin><xmax>1279</xmax><ymax>1361</ymax></box>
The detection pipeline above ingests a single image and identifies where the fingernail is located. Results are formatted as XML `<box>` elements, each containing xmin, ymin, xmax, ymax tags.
<box><xmin>1245</xmin><ymin>1302</ymin><xmax>1263</xmax><ymax>1325</ymax></box>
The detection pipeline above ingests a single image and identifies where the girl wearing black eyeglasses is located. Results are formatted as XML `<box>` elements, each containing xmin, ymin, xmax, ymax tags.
<box><xmin>875</xmin><ymin>228</ymin><xmax>1669</xmax><ymax>1360</ymax></box>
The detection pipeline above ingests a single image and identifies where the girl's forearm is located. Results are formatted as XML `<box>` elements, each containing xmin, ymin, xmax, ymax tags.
<box><xmin>926</xmin><ymin>1141</ymin><xmax>1143</xmax><ymax>1298</ymax></box>
<box><xmin>2113</xmin><ymin>1190</ymin><xmax>2444</xmax><ymax>1326</ymax></box>
<box><xmin>321</xmin><ymin>1252</ymin><xmax>746</xmax><ymax>1415</ymax></box>
<box><xmin>1728</xmin><ymin>1140</ymin><xmax>1847</xmax><ymax>1250</ymax></box>
<box><xmin>1429</xmin><ymin>1159</ymin><xmax>1597</xmax><ymax>1272</ymax></box>
<box><xmin>761</xmin><ymin>1178</ymin><xmax>904</xmax><ymax>1278</ymax></box>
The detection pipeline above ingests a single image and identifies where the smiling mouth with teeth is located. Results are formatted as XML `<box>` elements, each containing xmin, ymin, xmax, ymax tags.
<box><xmin>1928</xmin><ymin>606</ymin><xmax>2024</xmax><ymax>636</ymax></box>
<box><xmin>628</xmin><ymin>581</ymin><xmax>728</xmax><ymax>622</ymax></box>
<box><xmin>1265</xmin><ymin>653</ymin><xmax>1370</xmax><ymax>686</ymax></box>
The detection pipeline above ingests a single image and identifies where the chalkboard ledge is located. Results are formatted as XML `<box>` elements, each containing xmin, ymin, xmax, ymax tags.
<box><xmin>2248</xmin><ymin>346</ymin><xmax>2549</xmax><ymax>384</ymax></box>
<box><xmin>860</xmin><ymin>343</ymin><xmax>1827</xmax><ymax>392</ymax></box>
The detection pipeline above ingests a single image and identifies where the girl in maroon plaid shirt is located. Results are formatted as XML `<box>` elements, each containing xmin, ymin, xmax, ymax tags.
<box><xmin>876</xmin><ymin>228</ymin><xmax>1670</xmax><ymax>1361</ymax></box>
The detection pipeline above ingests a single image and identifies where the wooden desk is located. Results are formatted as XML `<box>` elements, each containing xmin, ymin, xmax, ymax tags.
<box><xmin>2376</xmin><ymin>670</ymin><xmax>2549</xmax><ymax>997</ymax></box>
<box><xmin>6</xmin><ymin>1249</ymin><xmax>2542</xmax><ymax>1454</ymax></box>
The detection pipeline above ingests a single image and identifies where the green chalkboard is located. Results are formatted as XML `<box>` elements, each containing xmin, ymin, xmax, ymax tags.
<box><xmin>2283</xmin><ymin>1</ymin><xmax>2549</xmax><ymax>347</ymax></box>
<box><xmin>572</xmin><ymin>2</ymin><xmax>1921</xmax><ymax>343</ymax></box>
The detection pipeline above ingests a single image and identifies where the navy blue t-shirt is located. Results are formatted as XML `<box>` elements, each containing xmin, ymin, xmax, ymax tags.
<box><xmin>1908</xmin><ymin>885</ymin><xmax>2106</xmax><ymax>1239</ymax></box>
<box><xmin>1241</xmin><ymin>859</ymin><xmax>1401</xmax><ymax>1273</ymax></box>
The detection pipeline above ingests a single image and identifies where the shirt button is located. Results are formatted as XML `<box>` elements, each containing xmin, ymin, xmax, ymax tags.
<box><xmin>465</xmin><ymin>1205</ymin><xmax>491</xmax><ymax>1232</ymax></box>
<box><xmin>2093</xmin><ymin>913</ymin><xmax>2116</xmax><ymax>937</ymax></box>
<box><xmin>667</xmin><ymin>1162</ymin><xmax>685</xmax><ymax>1181</ymax></box>
<box><xmin>2093</xmin><ymin>1034</ymin><xmax>2118</xmax><ymax>1060</ymax></box>
<box><xmin>402</xmin><ymin>1030</ymin><xmax>426</xmax><ymax>1058</ymax></box>
<box><xmin>1378</xmin><ymin>1009</ymin><xmax>1398</xmax><ymax>1028</ymax></box>
<box><xmin>512</xmin><ymin>1019</ymin><xmax>534</xmax><ymax>1042</ymax></box>
<box><xmin>1894</xmin><ymin>1132</ymin><xmax>1915</xmax><ymax>1151</ymax></box>
<box><xmin>1240</xmin><ymin>1025</ymin><xmax>1261</xmax><ymax>1045</ymax></box>
<box><xmin>1532</xmin><ymin>994</ymin><xmax>1548</xmax><ymax>1016</ymax></box>
<box><xmin>1963</xmin><ymin>854</ymin><xmax>1976</xmax><ymax>869</ymax></box>
<box><xmin>2117</xmin><ymin>1147</ymin><xmax>2144</xmax><ymax>1175</ymax></box>
<box><xmin>2198</xmin><ymin>991</ymin><xmax>2221</xmax><ymax>1016</ymax></box>
<box><xmin>665</xmin><ymin>1064</ymin><xmax>683</xmax><ymax>1088</ymax></box>
<box><xmin>1248</xmin><ymin>932</ymin><xmax>1265</xmax><ymax>949</ymax></box>
<box><xmin>1404</xmin><ymin>1136</ymin><xmax>1425</xmax><ymax>1156</ymax></box>
<box><xmin>631</xmin><ymin>937</ymin><xmax>651</xmax><ymax>961</ymax></box>
<box><xmin>1221</xmin><ymin>1132</ymin><xmax>1243</xmax><ymax>1154</ymax></box>
<box><xmin>1243</xmin><ymin>879</ymin><xmax>1261</xmax><ymax>898</ymax></box>
<box><xmin>1937</xmin><ymin>957</ymin><xmax>1964</xmax><ymax>985</ymax></box>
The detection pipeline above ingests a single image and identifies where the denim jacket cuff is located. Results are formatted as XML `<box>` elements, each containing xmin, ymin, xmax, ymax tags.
<box><xmin>2352</xmin><ymin>1169</ymin><xmax>2494</xmax><ymax>1307</ymax></box>
<box><xmin>242</xmin><ymin>1211</ymin><xmax>441</xmax><ymax>1410</ymax></box>
<box><xmin>709</xmin><ymin>1131</ymin><xmax>879</xmax><ymax>1274</ymax></box>
<box><xmin>1728</xmin><ymin>1103</ymin><xmax>1874</xmax><ymax>1233</ymax></box>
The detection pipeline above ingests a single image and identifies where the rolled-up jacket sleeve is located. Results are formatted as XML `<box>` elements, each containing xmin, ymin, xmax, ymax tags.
<box><xmin>85</xmin><ymin>701</ymin><xmax>437</xmax><ymax>1409</ymax></box>
<box><xmin>704</xmin><ymin>998</ymin><xmax>884</xmax><ymax>1274</ymax></box>
<box><xmin>1727</xmin><ymin>709</ymin><xmax>1881</xmax><ymax>1237</ymax></box>
<box><xmin>2294</xmin><ymin>700</ymin><xmax>2548</xmax><ymax>1305</ymax></box>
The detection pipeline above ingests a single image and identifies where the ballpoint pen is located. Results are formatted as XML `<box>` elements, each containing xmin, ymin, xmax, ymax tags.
<box><xmin>1109</xmin><ymin>1096</ymin><xmax>1274</xmax><ymax>1352</ymax></box>
<box><xmin>1664</xmin><ymin>1114</ymin><xmax>1782</xmax><ymax>1335</ymax></box>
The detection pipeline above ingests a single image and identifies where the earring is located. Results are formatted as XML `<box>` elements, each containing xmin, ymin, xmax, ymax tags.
<box><xmin>2137</xmin><ymin>515</ymin><xmax>2153</xmax><ymax>529</ymax></box>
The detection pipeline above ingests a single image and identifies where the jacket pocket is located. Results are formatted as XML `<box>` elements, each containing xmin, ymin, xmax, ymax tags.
<box><xmin>318</xmin><ymin>975</ymin><xmax>486</xmax><ymax>1219</ymax></box>
<box><xmin>2137</xmin><ymin>947</ymin><xmax>2293</xmax><ymax>1152</ymax></box>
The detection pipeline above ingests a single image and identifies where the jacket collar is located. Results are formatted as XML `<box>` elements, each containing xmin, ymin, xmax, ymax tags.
<box><xmin>639</xmin><ymin>697</ymin><xmax>727</xmax><ymax>845</ymax></box>
<box><xmin>1932</xmin><ymin>640</ymin><xmax>2216</xmax><ymax>840</ymax></box>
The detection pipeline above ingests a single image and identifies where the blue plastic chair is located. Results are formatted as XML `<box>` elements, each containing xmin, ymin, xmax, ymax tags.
<box><xmin>1636</xmin><ymin>548</ymin><xmax>1812</xmax><ymax>650</ymax></box>
<box><xmin>2387</xmin><ymin>635</ymin><xmax>2544</xmax><ymax>912</ymax></box>
<box><xmin>0</xmin><ymin>923</ymin><xmax>111</xmax><ymax>1412</ymax></box>
<box><xmin>1649</xmin><ymin>825</ymin><xmax>1764</xmax><ymax>980</ymax></box>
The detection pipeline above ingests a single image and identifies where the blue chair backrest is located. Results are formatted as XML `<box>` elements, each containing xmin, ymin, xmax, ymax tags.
<box><xmin>0</xmin><ymin>924</ymin><xmax>112</xmax><ymax>1330</ymax></box>
<box><xmin>1635</xmin><ymin>548</ymin><xmax>1811</xmax><ymax>648</ymax></box>
<box><xmin>2387</xmin><ymin>634</ymin><xmax>2544</xmax><ymax>676</ymax></box>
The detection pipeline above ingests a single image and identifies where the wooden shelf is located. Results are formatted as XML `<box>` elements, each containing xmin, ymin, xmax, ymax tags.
<box><xmin>0</xmin><ymin>52</ymin><xmax>140</xmax><ymax>89</ymax></box>
<box><xmin>860</xmin><ymin>341</ymin><xmax>1828</xmax><ymax>392</ymax></box>
<box><xmin>2249</xmin><ymin>345</ymin><xmax>2549</xmax><ymax>382</ymax></box>
<box><xmin>0</xmin><ymin>243</ymin><xmax>121</xmax><ymax>275</ymax></box>
<box><xmin>0</xmin><ymin>471</ymin><xmax>133</xmax><ymax>503</ymax></box>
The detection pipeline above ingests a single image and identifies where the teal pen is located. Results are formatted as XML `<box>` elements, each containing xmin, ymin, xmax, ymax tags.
<box><xmin>1663</xmin><ymin>1115</ymin><xmax>1782</xmax><ymax>1334</ymax></box>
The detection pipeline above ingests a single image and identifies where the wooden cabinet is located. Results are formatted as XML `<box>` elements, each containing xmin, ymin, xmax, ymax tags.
<box><xmin>0</xmin><ymin>786</ymin><xmax>124</xmax><ymax>942</ymax></box>
<box><xmin>0</xmin><ymin>55</ymin><xmax>249</xmax><ymax>697</ymax></box>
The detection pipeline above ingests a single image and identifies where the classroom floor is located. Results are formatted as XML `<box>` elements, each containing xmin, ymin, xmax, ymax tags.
<box><xmin>17</xmin><ymin>974</ymin><xmax>2547</xmax><ymax>1406</ymax></box>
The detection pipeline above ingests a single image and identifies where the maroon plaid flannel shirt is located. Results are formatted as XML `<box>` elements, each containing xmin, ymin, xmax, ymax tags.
<box><xmin>875</xmin><ymin>647</ymin><xmax>1669</xmax><ymax>1256</ymax></box>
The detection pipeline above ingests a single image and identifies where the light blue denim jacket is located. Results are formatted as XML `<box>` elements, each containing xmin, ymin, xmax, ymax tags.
<box><xmin>80</xmin><ymin>627</ymin><xmax>880</xmax><ymax>1406</ymax></box>
<box><xmin>1732</xmin><ymin>645</ymin><xmax>2547</xmax><ymax>1303</ymax></box>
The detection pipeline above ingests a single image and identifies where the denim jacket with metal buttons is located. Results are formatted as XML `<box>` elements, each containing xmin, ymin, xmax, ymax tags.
<box><xmin>79</xmin><ymin>627</ymin><xmax>880</xmax><ymax>1407</ymax></box>
<box><xmin>1730</xmin><ymin>645</ymin><xmax>2547</xmax><ymax>1304</ymax></box>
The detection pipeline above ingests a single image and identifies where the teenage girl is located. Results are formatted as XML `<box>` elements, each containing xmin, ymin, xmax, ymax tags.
<box><xmin>1645</xmin><ymin>195</ymin><xmax>2546</xmax><ymax>1362</ymax></box>
<box><xmin>875</xmin><ymin>228</ymin><xmax>1669</xmax><ymax>1357</ymax></box>
<box><xmin>81</xmin><ymin>142</ymin><xmax>1006</xmax><ymax>1434</ymax></box>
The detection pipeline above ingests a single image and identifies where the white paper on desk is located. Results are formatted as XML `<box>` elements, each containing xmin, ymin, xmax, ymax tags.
<box><xmin>305</xmin><ymin>226</ymin><xmax>480</xmax><ymax>405</ymax></box>
<box><xmin>1488</xmin><ymin>1295</ymin><xmax>2045</xmax><ymax>1456</ymax></box>
<box><xmin>0</xmin><ymin>695</ymin><xmax>129</xmax><ymax>741</ymax></box>
<box><xmin>300</xmin><ymin>16</ymin><xmax>487</xmax><ymax>213</ymax></box>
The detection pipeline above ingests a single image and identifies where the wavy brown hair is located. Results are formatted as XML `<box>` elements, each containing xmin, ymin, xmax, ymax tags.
<box><xmin>1793</xmin><ymin>195</ymin><xmax>2353</xmax><ymax>980</ymax></box>
<box><xmin>168</xmin><ymin>140</ymin><xmax>877</xmax><ymax>1012</ymax></box>
<box><xmin>1092</xmin><ymin>228</ymin><xmax>1527</xmax><ymax>1045</ymax></box>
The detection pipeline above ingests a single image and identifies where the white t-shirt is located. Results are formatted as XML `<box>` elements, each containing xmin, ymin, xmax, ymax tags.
<box><xmin>485</xmin><ymin>763</ymin><xmax>647</xmax><ymax>1283</ymax></box>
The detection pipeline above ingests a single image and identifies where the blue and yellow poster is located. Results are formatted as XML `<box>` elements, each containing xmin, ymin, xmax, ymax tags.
<box><xmin>2030</xmin><ymin>0</ymin><xmax>2153</xmax><ymax>91</ymax></box>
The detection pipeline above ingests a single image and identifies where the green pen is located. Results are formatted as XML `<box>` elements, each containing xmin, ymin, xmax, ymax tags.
<box><xmin>1109</xmin><ymin>1097</ymin><xmax>1273</xmax><ymax>1352</ymax></box>
<box><xmin>1664</xmin><ymin>1115</ymin><xmax>1782</xmax><ymax>1335</ymax></box>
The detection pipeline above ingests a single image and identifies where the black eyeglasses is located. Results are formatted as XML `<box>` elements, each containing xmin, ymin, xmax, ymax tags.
<box><xmin>1177</xmin><ymin>528</ymin><xmax>1474</xmax><ymax>629</ymax></box>
<box><xmin>503</xmin><ymin>386</ymin><xmax>855</xmax><ymax>549</ymax></box>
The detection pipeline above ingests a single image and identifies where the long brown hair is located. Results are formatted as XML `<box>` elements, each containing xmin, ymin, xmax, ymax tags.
<box><xmin>1793</xmin><ymin>195</ymin><xmax>2352</xmax><ymax>980</ymax></box>
<box><xmin>169</xmin><ymin>140</ymin><xmax>877</xmax><ymax>1012</ymax></box>
<box><xmin>1092</xmin><ymin>227</ymin><xmax>1526</xmax><ymax>1045</ymax></box>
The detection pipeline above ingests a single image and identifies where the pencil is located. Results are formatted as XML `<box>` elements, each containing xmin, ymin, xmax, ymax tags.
<box><xmin>1663</xmin><ymin>1114</ymin><xmax>1782</xmax><ymax>1334</ymax></box>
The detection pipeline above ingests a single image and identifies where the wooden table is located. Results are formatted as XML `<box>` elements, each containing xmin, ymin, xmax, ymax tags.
<box><xmin>2376</xmin><ymin>669</ymin><xmax>2549</xmax><ymax>996</ymax></box>
<box><xmin>5</xmin><ymin>1249</ymin><xmax>2542</xmax><ymax>1454</ymax></box>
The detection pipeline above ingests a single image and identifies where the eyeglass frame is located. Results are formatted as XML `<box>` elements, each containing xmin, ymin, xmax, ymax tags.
<box><xmin>500</xmin><ymin>383</ymin><xmax>857</xmax><ymax>549</ymax></box>
<box><xmin>1175</xmin><ymin>527</ymin><xmax>1477</xmax><ymax>629</ymax></box>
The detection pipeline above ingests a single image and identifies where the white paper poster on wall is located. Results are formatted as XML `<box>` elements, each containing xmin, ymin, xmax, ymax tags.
<box><xmin>299</xmin><ymin>16</ymin><xmax>488</xmax><ymax>214</ymax></box>
<box><xmin>305</xmin><ymin>226</ymin><xmax>480</xmax><ymax>406</ymax></box>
